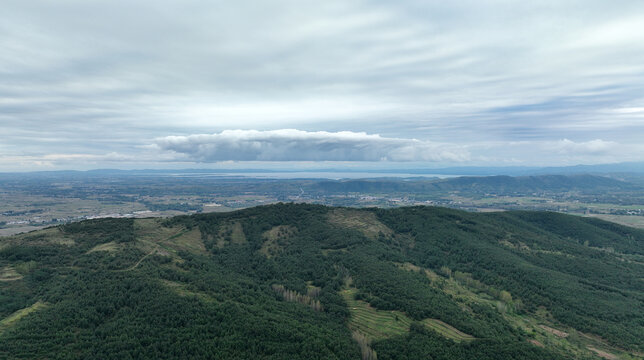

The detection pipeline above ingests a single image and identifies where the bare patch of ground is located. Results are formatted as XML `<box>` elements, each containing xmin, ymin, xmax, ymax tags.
<box><xmin>587</xmin><ymin>346</ymin><xmax>618</xmax><ymax>360</ymax></box>
<box><xmin>528</xmin><ymin>339</ymin><xmax>545</xmax><ymax>347</ymax></box>
<box><xmin>539</xmin><ymin>325</ymin><xmax>569</xmax><ymax>338</ymax></box>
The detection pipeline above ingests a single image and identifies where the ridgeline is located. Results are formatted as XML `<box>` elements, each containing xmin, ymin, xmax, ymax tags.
<box><xmin>1</xmin><ymin>204</ymin><xmax>643</xmax><ymax>359</ymax></box>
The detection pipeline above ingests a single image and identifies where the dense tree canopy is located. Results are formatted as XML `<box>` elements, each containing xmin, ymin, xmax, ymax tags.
<box><xmin>1</xmin><ymin>203</ymin><xmax>642</xmax><ymax>359</ymax></box>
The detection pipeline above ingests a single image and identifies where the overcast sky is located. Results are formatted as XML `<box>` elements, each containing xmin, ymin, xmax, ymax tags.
<box><xmin>1</xmin><ymin>0</ymin><xmax>644</xmax><ymax>171</ymax></box>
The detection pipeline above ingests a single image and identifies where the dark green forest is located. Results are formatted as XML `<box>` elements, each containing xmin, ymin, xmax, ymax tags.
<box><xmin>1</xmin><ymin>204</ymin><xmax>643</xmax><ymax>359</ymax></box>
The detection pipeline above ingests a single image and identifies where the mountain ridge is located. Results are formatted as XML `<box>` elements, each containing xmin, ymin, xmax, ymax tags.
<box><xmin>1</xmin><ymin>204</ymin><xmax>643</xmax><ymax>359</ymax></box>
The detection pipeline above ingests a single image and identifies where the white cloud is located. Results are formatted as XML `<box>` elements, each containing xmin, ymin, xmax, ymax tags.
<box><xmin>2</xmin><ymin>1</ymin><xmax>644</xmax><ymax>170</ymax></box>
<box><xmin>549</xmin><ymin>139</ymin><xmax>616</xmax><ymax>155</ymax></box>
<box><xmin>154</xmin><ymin>129</ymin><xmax>470</xmax><ymax>162</ymax></box>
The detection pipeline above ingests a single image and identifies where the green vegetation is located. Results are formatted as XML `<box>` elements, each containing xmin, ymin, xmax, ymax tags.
<box><xmin>341</xmin><ymin>287</ymin><xmax>412</xmax><ymax>340</ymax></box>
<box><xmin>421</xmin><ymin>319</ymin><xmax>476</xmax><ymax>342</ymax></box>
<box><xmin>260</xmin><ymin>225</ymin><xmax>296</xmax><ymax>258</ymax></box>
<box><xmin>342</xmin><ymin>285</ymin><xmax>475</xmax><ymax>344</ymax></box>
<box><xmin>1</xmin><ymin>203</ymin><xmax>643</xmax><ymax>359</ymax></box>
<box><xmin>0</xmin><ymin>301</ymin><xmax>48</xmax><ymax>335</ymax></box>
<box><xmin>3</xmin><ymin>172</ymin><xmax>644</xmax><ymax>238</ymax></box>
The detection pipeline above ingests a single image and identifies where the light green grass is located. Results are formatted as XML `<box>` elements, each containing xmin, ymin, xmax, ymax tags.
<box><xmin>328</xmin><ymin>209</ymin><xmax>394</xmax><ymax>239</ymax></box>
<box><xmin>260</xmin><ymin>225</ymin><xmax>295</xmax><ymax>258</ymax></box>
<box><xmin>86</xmin><ymin>241</ymin><xmax>121</xmax><ymax>253</ymax></box>
<box><xmin>214</xmin><ymin>221</ymin><xmax>247</xmax><ymax>248</ymax></box>
<box><xmin>422</xmin><ymin>319</ymin><xmax>475</xmax><ymax>341</ymax></box>
<box><xmin>134</xmin><ymin>218</ymin><xmax>206</xmax><ymax>255</ymax></box>
<box><xmin>0</xmin><ymin>301</ymin><xmax>47</xmax><ymax>334</ymax></box>
<box><xmin>341</xmin><ymin>288</ymin><xmax>411</xmax><ymax>340</ymax></box>
<box><xmin>341</xmin><ymin>287</ymin><xmax>474</xmax><ymax>342</ymax></box>
<box><xmin>229</xmin><ymin>222</ymin><xmax>246</xmax><ymax>244</ymax></box>
<box><xmin>397</xmin><ymin>262</ymin><xmax>637</xmax><ymax>359</ymax></box>
<box><xmin>161</xmin><ymin>280</ymin><xmax>216</xmax><ymax>303</ymax></box>
<box><xmin>0</xmin><ymin>266</ymin><xmax>23</xmax><ymax>281</ymax></box>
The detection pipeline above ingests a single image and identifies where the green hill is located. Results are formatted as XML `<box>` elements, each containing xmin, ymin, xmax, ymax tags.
<box><xmin>1</xmin><ymin>204</ymin><xmax>643</xmax><ymax>359</ymax></box>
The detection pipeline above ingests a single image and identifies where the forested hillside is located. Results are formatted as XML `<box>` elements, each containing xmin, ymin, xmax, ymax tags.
<box><xmin>1</xmin><ymin>204</ymin><xmax>643</xmax><ymax>359</ymax></box>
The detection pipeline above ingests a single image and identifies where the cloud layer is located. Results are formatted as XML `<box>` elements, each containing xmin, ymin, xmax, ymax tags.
<box><xmin>1</xmin><ymin>1</ymin><xmax>644</xmax><ymax>170</ymax></box>
<box><xmin>155</xmin><ymin>130</ymin><xmax>470</xmax><ymax>162</ymax></box>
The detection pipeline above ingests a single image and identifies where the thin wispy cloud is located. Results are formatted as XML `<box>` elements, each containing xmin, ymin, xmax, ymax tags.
<box><xmin>1</xmin><ymin>0</ymin><xmax>644</xmax><ymax>170</ymax></box>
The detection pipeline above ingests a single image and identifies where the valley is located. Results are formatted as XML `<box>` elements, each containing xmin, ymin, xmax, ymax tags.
<box><xmin>2</xmin><ymin>171</ymin><xmax>644</xmax><ymax>237</ymax></box>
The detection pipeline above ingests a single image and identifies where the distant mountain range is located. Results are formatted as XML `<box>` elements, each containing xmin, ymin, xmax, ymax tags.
<box><xmin>2</xmin><ymin>161</ymin><xmax>644</xmax><ymax>178</ymax></box>
<box><xmin>312</xmin><ymin>174</ymin><xmax>641</xmax><ymax>195</ymax></box>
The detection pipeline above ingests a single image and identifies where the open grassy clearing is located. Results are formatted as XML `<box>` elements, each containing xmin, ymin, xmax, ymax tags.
<box><xmin>0</xmin><ymin>266</ymin><xmax>23</xmax><ymax>281</ymax></box>
<box><xmin>161</xmin><ymin>280</ymin><xmax>216</xmax><ymax>303</ymax></box>
<box><xmin>340</xmin><ymin>287</ymin><xmax>474</xmax><ymax>343</ymax></box>
<box><xmin>134</xmin><ymin>218</ymin><xmax>206</xmax><ymax>255</ymax></box>
<box><xmin>8</xmin><ymin>227</ymin><xmax>75</xmax><ymax>246</ymax></box>
<box><xmin>260</xmin><ymin>225</ymin><xmax>296</xmax><ymax>258</ymax></box>
<box><xmin>340</xmin><ymin>288</ymin><xmax>411</xmax><ymax>340</ymax></box>
<box><xmin>163</xmin><ymin>228</ymin><xmax>205</xmax><ymax>254</ymax></box>
<box><xmin>135</xmin><ymin>218</ymin><xmax>185</xmax><ymax>244</ymax></box>
<box><xmin>421</xmin><ymin>318</ymin><xmax>476</xmax><ymax>342</ymax></box>
<box><xmin>86</xmin><ymin>241</ymin><xmax>121</xmax><ymax>253</ymax></box>
<box><xmin>214</xmin><ymin>221</ymin><xmax>247</xmax><ymax>248</ymax></box>
<box><xmin>328</xmin><ymin>209</ymin><xmax>393</xmax><ymax>239</ymax></box>
<box><xmin>498</xmin><ymin>238</ymin><xmax>575</xmax><ymax>258</ymax></box>
<box><xmin>0</xmin><ymin>301</ymin><xmax>47</xmax><ymax>334</ymax></box>
<box><xmin>229</xmin><ymin>222</ymin><xmax>246</xmax><ymax>244</ymax></box>
<box><xmin>321</xmin><ymin>248</ymin><xmax>348</xmax><ymax>256</ymax></box>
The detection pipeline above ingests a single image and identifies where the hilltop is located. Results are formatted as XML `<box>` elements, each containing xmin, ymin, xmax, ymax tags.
<box><xmin>1</xmin><ymin>204</ymin><xmax>643</xmax><ymax>359</ymax></box>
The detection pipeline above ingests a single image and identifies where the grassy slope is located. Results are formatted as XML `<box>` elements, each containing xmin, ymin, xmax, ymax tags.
<box><xmin>0</xmin><ymin>302</ymin><xmax>47</xmax><ymax>335</ymax></box>
<box><xmin>340</xmin><ymin>287</ymin><xmax>412</xmax><ymax>340</ymax></box>
<box><xmin>396</xmin><ymin>262</ymin><xmax>638</xmax><ymax>359</ymax></box>
<box><xmin>341</xmin><ymin>287</ymin><xmax>474</xmax><ymax>343</ymax></box>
